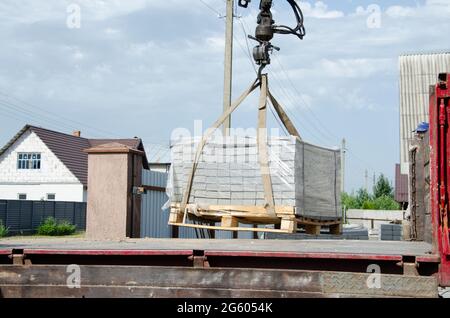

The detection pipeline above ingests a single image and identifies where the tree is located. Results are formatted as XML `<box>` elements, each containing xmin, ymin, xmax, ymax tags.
<box><xmin>341</xmin><ymin>192</ymin><xmax>359</xmax><ymax>209</ymax></box>
<box><xmin>355</xmin><ymin>188</ymin><xmax>371</xmax><ymax>208</ymax></box>
<box><xmin>341</xmin><ymin>183</ymin><xmax>400</xmax><ymax>211</ymax></box>
<box><xmin>373</xmin><ymin>174</ymin><xmax>394</xmax><ymax>199</ymax></box>
<box><xmin>373</xmin><ymin>195</ymin><xmax>400</xmax><ymax>210</ymax></box>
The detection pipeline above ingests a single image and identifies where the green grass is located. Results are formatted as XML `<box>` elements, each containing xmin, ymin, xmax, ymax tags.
<box><xmin>0</xmin><ymin>220</ymin><xmax>9</xmax><ymax>238</ymax></box>
<box><xmin>36</xmin><ymin>217</ymin><xmax>77</xmax><ymax>236</ymax></box>
<box><xmin>0</xmin><ymin>232</ymin><xmax>85</xmax><ymax>241</ymax></box>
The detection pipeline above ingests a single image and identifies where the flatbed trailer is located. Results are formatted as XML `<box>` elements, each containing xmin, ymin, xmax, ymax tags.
<box><xmin>0</xmin><ymin>238</ymin><xmax>441</xmax><ymax>298</ymax></box>
<box><xmin>0</xmin><ymin>74</ymin><xmax>449</xmax><ymax>299</ymax></box>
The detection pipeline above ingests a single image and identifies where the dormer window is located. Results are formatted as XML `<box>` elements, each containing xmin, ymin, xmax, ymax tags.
<box><xmin>17</xmin><ymin>153</ymin><xmax>41</xmax><ymax>170</ymax></box>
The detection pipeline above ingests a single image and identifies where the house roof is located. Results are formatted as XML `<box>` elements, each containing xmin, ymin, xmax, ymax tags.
<box><xmin>0</xmin><ymin>125</ymin><xmax>149</xmax><ymax>186</ymax></box>
<box><xmin>394</xmin><ymin>163</ymin><xmax>409</xmax><ymax>203</ymax></box>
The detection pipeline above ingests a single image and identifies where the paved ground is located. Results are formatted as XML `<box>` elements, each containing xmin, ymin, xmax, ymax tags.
<box><xmin>0</xmin><ymin>237</ymin><xmax>434</xmax><ymax>257</ymax></box>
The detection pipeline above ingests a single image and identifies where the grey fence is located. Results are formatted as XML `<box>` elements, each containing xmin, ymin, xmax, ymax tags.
<box><xmin>141</xmin><ymin>169</ymin><xmax>197</xmax><ymax>238</ymax></box>
<box><xmin>0</xmin><ymin>200</ymin><xmax>86</xmax><ymax>234</ymax></box>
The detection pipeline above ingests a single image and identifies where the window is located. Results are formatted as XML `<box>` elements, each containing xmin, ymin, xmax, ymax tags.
<box><xmin>46</xmin><ymin>193</ymin><xmax>56</xmax><ymax>200</ymax></box>
<box><xmin>18</xmin><ymin>193</ymin><xmax>27</xmax><ymax>200</ymax></box>
<box><xmin>17</xmin><ymin>153</ymin><xmax>41</xmax><ymax>170</ymax></box>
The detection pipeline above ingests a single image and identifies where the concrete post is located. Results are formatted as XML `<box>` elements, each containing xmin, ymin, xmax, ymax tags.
<box><xmin>84</xmin><ymin>143</ymin><xmax>143</xmax><ymax>240</ymax></box>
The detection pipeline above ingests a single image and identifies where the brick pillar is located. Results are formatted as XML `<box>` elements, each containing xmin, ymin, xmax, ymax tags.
<box><xmin>84</xmin><ymin>143</ymin><xmax>143</xmax><ymax>240</ymax></box>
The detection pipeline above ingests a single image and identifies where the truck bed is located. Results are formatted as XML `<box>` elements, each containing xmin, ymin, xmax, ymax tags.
<box><xmin>0</xmin><ymin>237</ymin><xmax>435</xmax><ymax>256</ymax></box>
<box><xmin>0</xmin><ymin>238</ymin><xmax>441</xmax><ymax>298</ymax></box>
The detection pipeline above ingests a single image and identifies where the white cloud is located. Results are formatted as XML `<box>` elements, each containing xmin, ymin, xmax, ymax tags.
<box><xmin>319</xmin><ymin>58</ymin><xmax>395</xmax><ymax>79</ymax></box>
<box><xmin>299</xmin><ymin>1</ymin><xmax>344</xmax><ymax>19</ymax></box>
<box><xmin>386</xmin><ymin>6</ymin><xmax>416</xmax><ymax>18</ymax></box>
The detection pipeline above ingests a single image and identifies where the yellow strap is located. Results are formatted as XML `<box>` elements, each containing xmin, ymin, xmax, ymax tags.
<box><xmin>268</xmin><ymin>91</ymin><xmax>302</xmax><ymax>140</ymax></box>
<box><xmin>257</xmin><ymin>75</ymin><xmax>276</xmax><ymax>217</ymax></box>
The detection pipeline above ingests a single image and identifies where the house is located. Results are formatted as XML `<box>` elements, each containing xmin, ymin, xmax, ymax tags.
<box><xmin>0</xmin><ymin>125</ymin><xmax>149</xmax><ymax>202</ymax></box>
<box><xmin>394</xmin><ymin>163</ymin><xmax>409</xmax><ymax>210</ymax></box>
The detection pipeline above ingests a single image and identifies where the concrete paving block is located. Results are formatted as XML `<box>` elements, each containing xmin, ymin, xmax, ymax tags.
<box><xmin>230</xmin><ymin>177</ymin><xmax>243</xmax><ymax>185</ymax></box>
<box><xmin>217</xmin><ymin>199</ymin><xmax>231</xmax><ymax>205</ymax></box>
<box><xmin>218</xmin><ymin>184</ymin><xmax>231</xmax><ymax>192</ymax></box>
<box><xmin>206</xmin><ymin>183</ymin><xmax>219</xmax><ymax>191</ymax></box>
<box><xmin>231</xmin><ymin>192</ymin><xmax>245</xmax><ymax>200</ymax></box>
<box><xmin>193</xmin><ymin>175</ymin><xmax>206</xmax><ymax>183</ymax></box>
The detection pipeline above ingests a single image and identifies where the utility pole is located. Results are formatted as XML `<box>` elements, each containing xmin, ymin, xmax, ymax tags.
<box><xmin>340</xmin><ymin>138</ymin><xmax>346</xmax><ymax>193</ymax></box>
<box><xmin>365</xmin><ymin>169</ymin><xmax>369</xmax><ymax>192</ymax></box>
<box><xmin>222</xmin><ymin>0</ymin><xmax>234</xmax><ymax>136</ymax></box>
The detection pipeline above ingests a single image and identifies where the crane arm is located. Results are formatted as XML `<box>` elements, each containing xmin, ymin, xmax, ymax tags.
<box><xmin>237</xmin><ymin>0</ymin><xmax>306</xmax><ymax>76</ymax></box>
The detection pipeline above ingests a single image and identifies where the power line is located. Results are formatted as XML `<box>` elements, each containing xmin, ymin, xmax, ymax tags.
<box><xmin>236</xmin><ymin>13</ymin><xmax>331</xmax><ymax>145</ymax></box>
<box><xmin>199</xmin><ymin>0</ymin><xmax>224</xmax><ymax>18</ymax></box>
<box><xmin>272</xmin><ymin>56</ymin><xmax>338</xmax><ymax>141</ymax></box>
<box><xmin>0</xmin><ymin>91</ymin><xmax>119</xmax><ymax>137</ymax></box>
<box><xmin>268</xmin><ymin>71</ymin><xmax>332</xmax><ymax>145</ymax></box>
<box><xmin>269</xmin><ymin>62</ymin><xmax>337</xmax><ymax>145</ymax></box>
<box><xmin>0</xmin><ymin>100</ymin><xmax>81</xmax><ymax>134</ymax></box>
<box><xmin>236</xmin><ymin>17</ymin><xmax>257</xmax><ymax>75</ymax></box>
<box><xmin>268</xmin><ymin>100</ymin><xmax>288</xmax><ymax>136</ymax></box>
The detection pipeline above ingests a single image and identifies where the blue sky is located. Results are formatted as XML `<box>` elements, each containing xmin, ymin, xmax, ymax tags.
<box><xmin>0</xmin><ymin>0</ymin><xmax>449</xmax><ymax>192</ymax></box>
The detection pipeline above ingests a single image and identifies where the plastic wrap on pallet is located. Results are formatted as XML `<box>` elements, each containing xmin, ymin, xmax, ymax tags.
<box><xmin>165</xmin><ymin>135</ymin><xmax>341</xmax><ymax>220</ymax></box>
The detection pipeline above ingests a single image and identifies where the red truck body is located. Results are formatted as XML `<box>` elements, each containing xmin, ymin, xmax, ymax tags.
<box><xmin>429</xmin><ymin>73</ymin><xmax>450</xmax><ymax>286</ymax></box>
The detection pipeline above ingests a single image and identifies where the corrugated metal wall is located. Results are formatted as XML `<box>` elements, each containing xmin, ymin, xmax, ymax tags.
<box><xmin>141</xmin><ymin>169</ymin><xmax>172</xmax><ymax>238</ymax></box>
<box><xmin>399</xmin><ymin>53</ymin><xmax>450</xmax><ymax>174</ymax></box>
<box><xmin>140</xmin><ymin>169</ymin><xmax>256</xmax><ymax>239</ymax></box>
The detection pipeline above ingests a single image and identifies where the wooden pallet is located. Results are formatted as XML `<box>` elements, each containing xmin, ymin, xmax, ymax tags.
<box><xmin>169</xmin><ymin>203</ymin><xmax>298</xmax><ymax>234</ymax></box>
<box><xmin>297</xmin><ymin>216</ymin><xmax>343</xmax><ymax>235</ymax></box>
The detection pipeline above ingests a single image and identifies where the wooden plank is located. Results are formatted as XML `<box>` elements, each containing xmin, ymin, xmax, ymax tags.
<box><xmin>169</xmin><ymin>222</ymin><xmax>292</xmax><ymax>234</ymax></box>
<box><xmin>171</xmin><ymin>203</ymin><xmax>295</xmax><ymax>215</ymax></box>
<box><xmin>305</xmin><ymin>224</ymin><xmax>321</xmax><ymax>235</ymax></box>
<box><xmin>329</xmin><ymin>223</ymin><xmax>343</xmax><ymax>235</ymax></box>
<box><xmin>257</xmin><ymin>75</ymin><xmax>276</xmax><ymax>217</ymax></box>
<box><xmin>221</xmin><ymin>216</ymin><xmax>238</xmax><ymax>228</ymax></box>
<box><xmin>280</xmin><ymin>217</ymin><xmax>297</xmax><ymax>233</ymax></box>
<box><xmin>297</xmin><ymin>217</ymin><xmax>341</xmax><ymax>226</ymax></box>
<box><xmin>268</xmin><ymin>91</ymin><xmax>302</xmax><ymax>140</ymax></box>
<box><xmin>168</xmin><ymin>210</ymin><xmax>183</xmax><ymax>224</ymax></box>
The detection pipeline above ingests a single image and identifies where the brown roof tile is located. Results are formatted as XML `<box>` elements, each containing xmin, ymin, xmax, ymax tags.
<box><xmin>0</xmin><ymin>125</ymin><xmax>149</xmax><ymax>186</ymax></box>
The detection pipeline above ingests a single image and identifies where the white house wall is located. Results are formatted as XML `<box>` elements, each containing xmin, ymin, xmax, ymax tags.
<box><xmin>0</xmin><ymin>184</ymin><xmax>85</xmax><ymax>202</ymax></box>
<box><xmin>0</xmin><ymin>130</ymin><xmax>85</xmax><ymax>202</ymax></box>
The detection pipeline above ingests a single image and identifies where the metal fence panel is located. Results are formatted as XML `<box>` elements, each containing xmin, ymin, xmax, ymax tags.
<box><xmin>141</xmin><ymin>170</ymin><xmax>172</xmax><ymax>238</ymax></box>
<box><xmin>0</xmin><ymin>200</ymin><xmax>86</xmax><ymax>234</ymax></box>
<box><xmin>74</xmin><ymin>203</ymin><xmax>86</xmax><ymax>229</ymax></box>
<box><xmin>0</xmin><ymin>201</ymin><xmax>6</xmax><ymax>226</ymax></box>
<box><xmin>5</xmin><ymin>201</ymin><xmax>20</xmax><ymax>232</ymax></box>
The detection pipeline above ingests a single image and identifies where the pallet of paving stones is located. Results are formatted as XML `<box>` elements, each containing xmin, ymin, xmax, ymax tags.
<box><xmin>168</xmin><ymin>203</ymin><xmax>342</xmax><ymax>234</ymax></box>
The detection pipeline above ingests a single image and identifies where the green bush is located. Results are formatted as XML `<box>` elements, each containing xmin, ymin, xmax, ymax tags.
<box><xmin>373</xmin><ymin>195</ymin><xmax>401</xmax><ymax>210</ymax></box>
<box><xmin>37</xmin><ymin>217</ymin><xmax>76</xmax><ymax>236</ymax></box>
<box><xmin>55</xmin><ymin>221</ymin><xmax>77</xmax><ymax>236</ymax></box>
<box><xmin>0</xmin><ymin>220</ymin><xmax>9</xmax><ymax>238</ymax></box>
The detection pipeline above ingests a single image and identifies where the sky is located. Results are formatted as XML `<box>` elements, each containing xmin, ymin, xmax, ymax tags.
<box><xmin>0</xmin><ymin>0</ymin><xmax>449</xmax><ymax>193</ymax></box>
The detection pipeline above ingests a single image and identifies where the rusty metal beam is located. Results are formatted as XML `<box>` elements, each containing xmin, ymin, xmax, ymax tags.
<box><xmin>0</xmin><ymin>265</ymin><xmax>438</xmax><ymax>298</ymax></box>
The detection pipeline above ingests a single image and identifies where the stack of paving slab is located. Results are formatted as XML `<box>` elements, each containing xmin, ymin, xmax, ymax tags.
<box><xmin>168</xmin><ymin>136</ymin><xmax>342</xmax><ymax>220</ymax></box>
<box><xmin>266</xmin><ymin>227</ymin><xmax>369</xmax><ymax>240</ymax></box>
<box><xmin>379</xmin><ymin>224</ymin><xmax>403</xmax><ymax>241</ymax></box>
